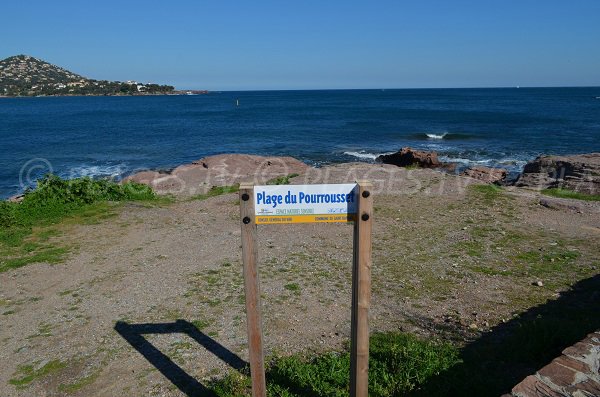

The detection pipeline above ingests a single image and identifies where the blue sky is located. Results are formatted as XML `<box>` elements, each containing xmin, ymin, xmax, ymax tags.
<box><xmin>2</xmin><ymin>1</ymin><xmax>599</xmax><ymax>90</ymax></box>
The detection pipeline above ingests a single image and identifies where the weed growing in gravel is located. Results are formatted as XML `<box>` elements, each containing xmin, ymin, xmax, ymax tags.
<box><xmin>469</xmin><ymin>184</ymin><xmax>504</xmax><ymax>202</ymax></box>
<box><xmin>191</xmin><ymin>185</ymin><xmax>240</xmax><ymax>201</ymax></box>
<box><xmin>284</xmin><ymin>283</ymin><xmax>300</xmax><ymax>293</ymax></box>
<box><xmin>266</xmin><ymin>173</ymin><xmax>300</xmax><ymax>185</ymax></box>
<box><xmin>9</xmin><ymin>360</ymin><xmax>67</xmax><ymax>389</ymax></box>
<box><xmin>192</xmin><ymin>319</ymin><xmax>210</xmax><ymax>331</ymax></box>
<box><xmin>58</xmin><ymin>370</ymin><xmax>101</xmax><ymax>393</ymax></box>
<box><xmin>541</xmin><ymin>188</ymin><xmax>600</xmax><ymax>201</ymax></box>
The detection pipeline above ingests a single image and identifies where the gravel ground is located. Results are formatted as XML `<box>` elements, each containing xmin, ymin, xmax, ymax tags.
<box><xmin>1</xmin><ymin>163</ymin><xmax>599</xmax><ymax>396</ymax></box>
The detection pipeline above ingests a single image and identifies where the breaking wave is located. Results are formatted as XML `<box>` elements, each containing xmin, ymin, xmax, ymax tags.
<box><xmin>411</xmin><ymin>132</ymin><xmax>473</xmax><ymax>140</ymax></box>
<box><xmin>343</xmin><ymin>151</ymin><xmax>380</xmax><ymax>160</ymax></box>
<box><xmin>62</xmin><ymin>164</ymin><xmax>128</xmax><ymax>181</ymax></box>
<box><xmin>425</xmin><ymin>133</ymin><xmax>447</xmax><ymax>139</ymax></box>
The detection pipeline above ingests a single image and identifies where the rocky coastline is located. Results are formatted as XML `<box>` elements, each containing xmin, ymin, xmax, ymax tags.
<box><xmin>123</xmin><ymin>149</ymin><xmax>600</xmax><ymax>197</ymax></box>
<box><xmin>6</xmin><ymin>149</ymin><xmax>600</xmax><ymax>202</ymax></box>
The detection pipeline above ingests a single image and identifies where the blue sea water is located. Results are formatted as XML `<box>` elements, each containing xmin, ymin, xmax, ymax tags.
<box><xmin>1</xmin><ymin>87</ymin><xmax>599</xmax><ymax>199</ymax></box>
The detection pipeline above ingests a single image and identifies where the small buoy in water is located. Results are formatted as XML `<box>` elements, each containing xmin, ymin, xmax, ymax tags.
<box><xmin>236</xmin><ymin>99</ymin><xmax>239</xmax><ymax>106</ymax></box>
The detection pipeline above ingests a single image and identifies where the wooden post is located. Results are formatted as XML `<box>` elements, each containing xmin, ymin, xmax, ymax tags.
<box><xmin>239</xmin><ymin>183</ymin><xmax>267</xmax><ymax>397</ymax></box>
<box><xmin>350</xmin><ymin>180</ymin><xmax>373</xmax><ymax>397</ymax></box>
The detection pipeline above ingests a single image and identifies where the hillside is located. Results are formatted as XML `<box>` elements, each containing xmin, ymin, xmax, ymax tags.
<box><xmin>0</xmin><ymin>55</ymin><xmax>175</xmax><ymax>96</ymax></box>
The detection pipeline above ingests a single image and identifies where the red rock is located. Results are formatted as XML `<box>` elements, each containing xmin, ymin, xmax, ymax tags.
<box><xmin>124</xmin><ymin>154</ymin><xmax>309</xmax><ymax>196</ymax></box>
<box><xmin>562</xmin><ymin>341</ymin><xmax>594</xmax><ymax>360</ymax></box>
<box><xmin>515</xmin><ymin>153</ymin><xmax>600</xmax><ymax>194</ymax></box>
<box><xmin>565</xmin><ymin>379</ymin><xmax>600</xmax><ymax>395</ymax></box>
<box><xmin>538</xmin><ymin>360</ymin><xmax>579</xmax><ymax>386</ymax></box>
<box><xmin>7</xmin><ymin>194</ymin><xmax>25</xmax><ymax>203</ymax></box>
<box><xmin>377</xmin><ymin>147</ymin><xmax>441</xmax><ymax>168</ymax></box>
<box><xmin>511</xmin><ymin>375</ymin><xmax>564</xmax><ymax>397</ymax></box>
<box><xmin>552</xmin><ymin>355</ymin><xmax>591</xmax><ymax>374</ymax></box>
<box><xmin>460</xmin><ymin>166</ymin><xmax>507</xmax><ymax>183</ymax></box>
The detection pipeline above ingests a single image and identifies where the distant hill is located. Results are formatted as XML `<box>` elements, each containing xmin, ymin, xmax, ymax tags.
<box><xmin>0</xmin><ymin>55</ymin><xmax>175</xmax><ymax>96</ymax></box>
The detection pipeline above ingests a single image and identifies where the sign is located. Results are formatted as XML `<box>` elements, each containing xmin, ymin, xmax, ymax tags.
<box><xmin>239</xmin><ymin>181</ymin><xmax>373</xmax><ymax>397</ymax></box>
<box><xmin>253</xmin><ymin>183</ymin><xmax>358</xmax><ymax>224</ymax></box>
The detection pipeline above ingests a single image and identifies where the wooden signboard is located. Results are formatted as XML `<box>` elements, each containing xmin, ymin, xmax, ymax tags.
<box><xmin>239</xmin><ymin>181</ymin><xmax>373</xmax><ymax>397</ymax></box>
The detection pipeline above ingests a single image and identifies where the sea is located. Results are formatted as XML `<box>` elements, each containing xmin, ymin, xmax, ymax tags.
<box><xmin>1</xmin><ymin>87</ymin><xmax>599</xmax><ymax>199</ymax></box>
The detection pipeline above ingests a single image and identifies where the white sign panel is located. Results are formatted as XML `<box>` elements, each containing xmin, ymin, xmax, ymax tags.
<box><xmin>254</xmin><ymin>183</ymin><xmax>358</xmax><ymax>224</ymax></box>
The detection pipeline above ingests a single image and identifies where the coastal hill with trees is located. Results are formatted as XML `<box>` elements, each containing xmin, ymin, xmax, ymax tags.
<box><xmin>0</xmin><ymin>55</ymin><xmax>177</xmax><ymax>96</ymax></box>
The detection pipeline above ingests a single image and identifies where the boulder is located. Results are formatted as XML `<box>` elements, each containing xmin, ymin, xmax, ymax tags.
<box><xmin>461</xmin><ymin>166</ymin><xmax>507</xmax><ymax>184</ymax></box>
<box><xmin>7</xmin><ymin>194</ymin><xmax>25</xmax><ymax>203</ymax></box>
<box><xmin>124</xmin><ymin>154</ymin><xmax>309</xmax><ymax>196</ymax></box>
<box><xmin>514</xmin><ymin>153</ymin><xmax>600</xmax><ymax>194</ymax></box>
<box><xmin>377</xmin><ymin>147</ymin><xmax>441</xmax><ymax>168</ymax></box>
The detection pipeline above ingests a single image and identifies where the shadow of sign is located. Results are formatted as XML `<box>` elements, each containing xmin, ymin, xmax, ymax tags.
<box><xmin>408</xmin><ymin>273</ymin><xmax>600</xmax><ymax>396</ymax></box>
<box><xmin>114</xmin><ymin>319</ymin><xmax>248</xmax><ymax>397</ymax></box>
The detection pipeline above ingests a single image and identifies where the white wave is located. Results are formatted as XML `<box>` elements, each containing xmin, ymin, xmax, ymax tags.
<box><xmin>438</xmin><ymin>156</ymin><xmax>472</xmax><ymax>165</ymax></box>
<box><xmin>439</xmin><ymin>156</ymin><xmax>528</xmax><ymax>172</ymax></box>
<box><xmin>425</xmin><ymin>133</ymin><xmax>447</xmax><ymax>139</ymax></box>
<box><xmin>438</xmin><ymin>156</ymin><xmax>496</xmax><ymax>166</ymax></box>
<box><xmin>64</xmin><ymin>164</ymin><xmax>128</xmax><ymax>180</ymax></box>
<box><xmin>498</xmin><ymin>158</ymin><xmax>528</xmax><ymax>167</ymax></box>
<box><xmin>343</xmin><ymin>151</ymin><xmax>380</xmax><ymax>160</ymax></box>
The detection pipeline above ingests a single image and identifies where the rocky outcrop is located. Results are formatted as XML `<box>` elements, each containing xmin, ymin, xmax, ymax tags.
<box><xmin>7</xmin><ymin>194</ymin><xmax>24</xmax><ymax>203</ymax></box>
<box><xmin>377</xmin><ymin>147</ymin><xmax>442</xmax><ymax>168</ymax></box>
<box><xmin>514</xmin><ymin>153</ymin><xmax>600</xmax><ymax>194</ymax></box>
<box><xmin>125</xmin><ymin>154</ymin><xmax>309</xmax><ymax>196</ymax></box>
<box><xmin>460</xmin><ymin>166</ymin><xmax>507</xmax><ymax>184</ymax></box>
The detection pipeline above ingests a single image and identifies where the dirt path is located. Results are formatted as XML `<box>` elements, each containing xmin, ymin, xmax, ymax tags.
<box><xmin>1</xmin><ymin>164</ymin><xmax>599</xmax><ymax>396</ymax></box>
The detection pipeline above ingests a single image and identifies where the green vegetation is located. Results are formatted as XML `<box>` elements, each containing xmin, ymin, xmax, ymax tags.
<box><xmin>469</xmin><ymin>184</ymin><xmax>504</xmax><ymax>201</ymax></box>
<box><xmin>191</xmin><ymin>185</ymin><xmax>240</xmax><ymax>201</ymax></box>
<box><xmin>513</xmin><ymin>248</ymin><xmax>580</xmax><ymax>279</ymax></box>
<box><xmin>542</xmin><ymin>188</ymin><xmax>600</xmax><ymax>201</ymax></box>
<box><xmin>210</xmin><ymin>332</ymin><xmax>459</xmax><ymax>397</ymax></box>
<box><xmin>266</xmin><ymin>173</ymin><xmax>300</xmax><ymax>185</ymax></box>
<box><xmin>208</xmin><ymin>274</ymin><xmax>598</xmax><ymax>397</ymax></box>
<box><xmin>284</xmin><ymin>283</ymin><xmax>300</xmax><ymax>293</ymax></box>
<box><xmin>58</xmin><ymin>370</ymin><xmax>101</xmax><ymax>393</ymax></box>
<box><xmin>192</xmin><ymin>319</ymin><xmax>211</xmax><ymax>331</ymax></box>
<box><xmin>9</xmin><ymin>360</ymin><xmax>67</xmax><ymax>389</ymax></box>
<box><xmin>0</xmin><ymin>175</ymin><xmax>156</xmax><ymax>272</ymax></box>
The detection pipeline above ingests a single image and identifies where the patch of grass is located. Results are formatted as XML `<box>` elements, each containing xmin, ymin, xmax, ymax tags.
<box><xmin>514</xmin><ymin>249</ymin><xmax>579</xmax><ymax>277</ymax></box>
<box><xmin>192</xmin><ymin>319</ymin><xmax>210</xmax><ymax>331</ymax></box>
<box><xmin>266</xmin><ymin>173</ymin><xmax>300</xmax><ymax>185</ymax></box>
<box><xmin>455</xmin><ymin>240</ymin><xmax>484</xmax><ymax>258</ymax></box>
<box><xmin>27</xmin><ymin>323</ymin><xmax>53</xmax><ymax>338</ymax></box>
<box><xmin>284</xmin><ymin>283</ymin><xmax>301</xmax><ymax>293</ymax></box>
<box><xmin>211</xmin><ymin>332</ymin><xmax>459</xmax><ymax>396</ymax></box>
<box><xmin>0</xmin><ymin>175</ymin><xmax>157</xmax><ymax>272</ymax></box>
<box><xmin>470</xmin><ymin>264</ymin><xmax>512</xmax><ymax>276</ymax></box>
<box><xmin>0</xmin><ymin>298</ymin><xmax>12</xmax><ymax>306</ymax></box>
<box><xmin>469</xmin><ymin>184</ymin><xmax>503</xmax><ymax>201</ymax></box>
<box><xmin>191</xmin><ymin>185</ymin><xmax>240</xmax><ymax>201</ymax></box>
<box><xmin>541</xmin><ymin>188</ymin><xmax>600</xmax><ymax>201</ymax></box>
<box><xmin>58</xmin><ymin>370</ymin><xmax>101</xmax><ymax>393</ymax></box>
<box><xmin>207</xmin><ymin>299</ymin><xmax>222</xmax><ymax>307</ymax></box>
<box><xmin>0</xmin><ymin>246</ymin><xmax>69</xmax><ymax>272</ymax></box>
<box><xmin>9</xmin><ymin>359</ymin><xmax>67</xmax><ymax>389</ymax></box>
<box><xmin>1</xmin><ymin>175</ymin><xmax>154</xmax><ymax>230</ymax></box>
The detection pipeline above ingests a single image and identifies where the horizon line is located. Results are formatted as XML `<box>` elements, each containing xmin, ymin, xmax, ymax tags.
<box><xmin>183</xmin><ymin>85</ymin><xmax>600</xmax><ymax>93</ymax></box>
